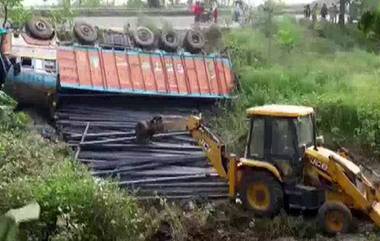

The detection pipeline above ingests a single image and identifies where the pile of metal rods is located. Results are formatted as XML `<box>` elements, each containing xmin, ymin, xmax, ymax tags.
<box><xmin>55</xmin><ymin>95</ymin><xmax>228</xmax><ymax>200</ymax></box>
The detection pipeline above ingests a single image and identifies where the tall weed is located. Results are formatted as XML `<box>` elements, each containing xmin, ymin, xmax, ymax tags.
<box><xmin>220</xmin><ymin>23</ymin><xmax>380</xmax><ymax>156</ymax></box>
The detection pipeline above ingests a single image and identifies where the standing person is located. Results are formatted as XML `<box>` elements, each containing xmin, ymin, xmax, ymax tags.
<box><xmin>304</xmin><ymin>4</ymin><xmax>311</xmax><ymax>19</ymax></box>
<box><xmin>192</xmin><ymin>1</ymin><xmax>203</xmax><ymax>23</ymax></box>
<box><xmin>212</xmin><ymin>0</ymin><xmax>219</xmax><ymax>23</ymax></box>
<box><xmin>348</xmin><ymin>0</ymin><xmax>359</xmax><ymax>23</ymax></box>
<box><xmin>312</xmin><ymin>3</ymin><xmax>318</xmax><ymax>23</ymax></box>
<box><xmin>187</xmin><ymin>0</ymin><xmax>193</xmax><ymax>11</ymax></box>
<box><xmin>320</xmin><ymin>3</ymin><xmax>328</xmax><ymax>20</ymax></box>
<box><xmin>233</xmin><ymin>0</ymin><xmax>242</xmax><ymax>22</ymax></box>
<box><xmin>329</xmin><ymin>3</ymin><xmax>338</xmax><ymax>23</ymax></box>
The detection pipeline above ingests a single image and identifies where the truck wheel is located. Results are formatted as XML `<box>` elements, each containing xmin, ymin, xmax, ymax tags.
<box><xmin>240</xmin><ymin>171</ymin><xmax>283</xmax><ymax>217</ymax></box>
<box><xmin>160</xmin><ymin>30</ymin><xmax>179</xmax><ymax>52</ymax></box>
<box><xmin>73</xmin><ymin>22</ymin><xmax>97</xmax><ymax>45</ymax></box>
<box><xmin>133</xmin><ymin>26</ymin><xmax>155</xmax><ymax>49</ymax></box>
<box><xmin>318</xmin><ymin>202</ymin><xmax>352</xmax><ymax>235</ymax></box>
<box><xmin>25</xmin><ymin>18</ymin><xmax>54</xmax><ymax>40</ymax></box>
<box><xmin>183</xmin><ymin>29</ymin><xmax>205</xmax><ymax>53</ymax></box>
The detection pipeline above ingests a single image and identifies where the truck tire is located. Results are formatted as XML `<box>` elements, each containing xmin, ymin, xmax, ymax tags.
<box><xmin>183</xmin><ymin>29</ymin><xmax>205</xmax><ymax>54</ymax></box>
<box><xmin>73</xmin><ymin>22</ymin><xmax>97</xmax><ymax>45</ymax></box>
<box><xmin>159</xmin><ymin>30</ymin><xmax>179</xmax><ymax>52</ymax></box>
<box><xmin>25</xmin><ymin>18</ymin><xmax>54</xmax><ymax>40</ymax></box>
<box><xmin>133</xmin><ymin>26</ymin><xmax>155</xmax><ymax>49</ymax></box>
<box><xmin>240</xmin><ymin>171</ymin><xmax>283</xmax><ymax>217</ymax></box>
<box><xmin>318</xmin><ymin>202</ymin><xmax>352</xmax><ymax>235</ymax></box>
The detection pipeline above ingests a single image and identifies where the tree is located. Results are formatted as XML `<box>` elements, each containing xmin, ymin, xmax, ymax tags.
<box><xmin>8</xmin><ymin>6</ymin><xmax>32</xmax><ymax>29</ymax></box>
<box><xmin>358</xmin><ymin>0</ymin><xmax>380</xmax><ymax>37</ymax></box>
<box><xmin>253</xmin><ymin>0</ymin><xmax>283</xmax><ymax>58</ymax></box>
<box><xmin>0</xmin><ymin>0</ymin><xmax>23</xmax><ymax>27</ymax></box>
<box><xmin>49</xmin><ymin>0</ymin><xmax>76</xmax><ymax>30</ymax></box>
<box><xmin>339</xmin><ymin>0</ymin><xmax>346</xmax><ymax>25</ymax></box>
<box><xmin>277</xmin><ymin>17</ymin><xmax>300</xmax><ymax>53</ymax></box>
<box><xmin>80</xmin><ymin>0</ymin><xmax>102</xmax><ymax>7</ymax></box>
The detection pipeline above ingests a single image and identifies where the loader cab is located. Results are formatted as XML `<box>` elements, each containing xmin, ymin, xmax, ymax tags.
<box><xmin>245</xmin><ymin>105</ymin><xmax>316</xmax><ymax>181</ymax></box>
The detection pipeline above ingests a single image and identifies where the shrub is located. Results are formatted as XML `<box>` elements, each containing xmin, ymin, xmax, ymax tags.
<box><xmin>219</xmin><ymin>25</ymin><xmax>380</xmax><ymax>157</ymax></box>
<box><xmin>0</xmin><ymin>91</ymin><xmax>144</xmax><ymax>241</ymax></box>
<box><xmin>0</xmin><ymin>162</ymin><xmax>143</xmax><ymax>241</ymax></box>
<box><xmin>8</xmin><ymin>6</ymin><xmax>32</xmax><ymax>30</ymax></box>
<box><xmin>251</xmin><ymin>212</ymin><xmax>317</xmax><ymax>240</ymax></box>
<box><xmin>276</xmin><ymin>17</ymin><xmax>301</xmax><ymax>53</ymax></box>
<box><xmin>127</xmin><ymin>0</ymin><xmax>145</xmax><ymax>8</ymax></box>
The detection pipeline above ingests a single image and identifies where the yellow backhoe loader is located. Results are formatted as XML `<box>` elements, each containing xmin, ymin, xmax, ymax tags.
<box><xmin>135</xmin><ymin>104</ymin><xmax>380</xmax><ymax>234</ymax></box>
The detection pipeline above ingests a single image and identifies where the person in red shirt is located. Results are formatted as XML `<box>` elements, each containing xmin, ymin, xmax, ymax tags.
<box><xmin>212</xmin><ymin>1</ymin><xmax>218</xmax><ymax>23</ymax></box>
<box><xmin>192</xmin><ymin>1</ymin><xmax>203</xmax><ymax>23</ymax></box>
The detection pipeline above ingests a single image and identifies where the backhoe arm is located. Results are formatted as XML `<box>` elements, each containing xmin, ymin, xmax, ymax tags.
<box><xmin>186</xmin><ymin>115</ymin><xmax>228</xmax><ymax>179</ymax></box>
<box><xmin>306</xmin><ymin>147</ymin><xmax>380</xmax><ymax>227</ymax></box>
<box><xmin>135</xmin><ymin>115</ymin><xmax>229</xmax><ymax>179</ymax></box>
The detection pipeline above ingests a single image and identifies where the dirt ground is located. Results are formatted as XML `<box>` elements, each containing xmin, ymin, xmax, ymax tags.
<box><xmin>144</xmin><ymin>200</ymin><xmax>380</xmax><ymax>241</ymax></box>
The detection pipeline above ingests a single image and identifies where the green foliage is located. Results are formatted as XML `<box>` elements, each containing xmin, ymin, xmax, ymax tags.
<box><xmin>8</xmin><ymin>6</ymin><xmax>32</xmax><ymax>29</ymax></box>
<box><xmin>276</xmin><ymin>17</ymin><xmax>300</xmax><ymax>52</ymax></box>
<box><xmin>0</xmin><ymin>162</ymin><xmax>142</xmax><ymax>241</ymax></box>
<box><xmin>0</xmin><ymin>92</ymin><xmax>144</xmax><ymax>241</ymax></box>
<box><xmin>0</xmin><ymin>0</ymin><xmax>23</xmax><ymax>27</ymax></box>
<box><xmin>80</xmin><ymin>0</ymin><xmax>102</xmax><ymax>8</ymax></box>
<box><xmin>0</xmin><ymin>91</ymin><xmax>29</xmax><ymax>132</ymax></box>
<box><xmin>252</xmin><ymin>0</ymin><xmax>282</xmax><ymax>38</ymax></box>
<box><xmin>49</xmin><ymin>0</ymin><xmax>76</xmax><ymax>28</ymax></box>
<box><xmin>127</xmin><ymin>0</ymin><xmax>145</xmax><ymax>8</ymax></box>
<box><xmin>251</xmin><ymin>212</ymin><xmax>317</xmax><ymax>240</ymax></box>
<box><xmin>144</xmin><ymin>202</ymin><xmax>319</xmax><ymax>241</ymax></box>
<box><xmin>358</xmin><ymin>10</ymin><xmax>380</xmax><ymax>40</ymax></box>
<box><xmin>358</xmin><ymin>0</ymin><xmax>380</xmax><ymax>39</ymax></box>
<box><xmin>220</xmin><ymin>23</ymin><xmax>380</xmax><ymax>156</ymax></box>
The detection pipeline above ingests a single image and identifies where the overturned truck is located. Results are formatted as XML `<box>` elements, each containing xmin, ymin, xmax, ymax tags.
<box><xmin>0</xmin><ymin>25</ymin><xmax>236</xmax><ymax>200</ymax></box>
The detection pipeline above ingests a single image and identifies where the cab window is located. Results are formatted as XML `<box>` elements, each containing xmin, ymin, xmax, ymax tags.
<box><xmin>249</xmin><ymin>118</ymin><xmax>265</xmax><ymax>159</ymax></box>
<box><xmin>271</xmin><ymin>118</ymin><xmax>295</xmax><ymax>157</ymax></box>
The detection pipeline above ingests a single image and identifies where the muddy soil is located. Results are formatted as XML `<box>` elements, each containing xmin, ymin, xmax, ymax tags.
<box><xmin>145</xmin><ymin>201</ymin><xmax>380</xmax><ymax>241</ymax></box>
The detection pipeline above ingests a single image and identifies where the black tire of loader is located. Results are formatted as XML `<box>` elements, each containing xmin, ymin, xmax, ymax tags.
<box><xmin>318</xmin><ymin>201</ymin><xmax>352</xmax><ymax>235</ymax></box>
<box><xmin>25</xmin><ymin>18</ymin><xmax>54</xmax><ymax>40</ymax></box>
<box><xmin>73</xmin><ymin>22</ymin><xmax>98</xmax><ymax>45</ymax></box>
<box><xmin>240</xmin><ymin>171</ymin><xmax>284</xmax><ymax>217</ymax></box>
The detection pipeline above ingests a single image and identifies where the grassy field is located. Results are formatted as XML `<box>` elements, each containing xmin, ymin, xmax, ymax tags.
<box><xmin>213</xmin><ymin>19</ymin><xmax>380</xmax><ymax>158</ymax></box>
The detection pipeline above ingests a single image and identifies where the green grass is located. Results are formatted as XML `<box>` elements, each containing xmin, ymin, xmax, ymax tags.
<box><xmin>215</xmin><ymin>20</ymin><xmax>380</xmax><ymax>157</ymax></box>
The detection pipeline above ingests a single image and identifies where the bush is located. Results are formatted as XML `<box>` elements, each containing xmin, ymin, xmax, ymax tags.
<box><xmin>0</xmin><ymin>162</ymin><xmax>142</xmax><ymax>241</ymax></box>
<box><xmin>277</xmin><ymin>17</ymin><xmax>301</xmax><ymax>52</ymax></box>
<box><xmin>127</xmin><ymin>0</ymin><xmax>145</xmax><ymax>8</ymax></box>
<box><xmin>0</xmin><ymin>91</ymin><xmax>144</xmax><ymax>241</ymax></box>
<box><xmin>8</xmin><ymin>6</ymin><xmax>32</xmax><ymax>30</ymax></box>
<box><xmin>251</xmin><ymin>212</ymin><xmax>317</xmax><ymax>240</ymax></box>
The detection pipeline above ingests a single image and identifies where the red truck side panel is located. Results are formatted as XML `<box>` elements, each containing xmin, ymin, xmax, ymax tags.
<box><xmin>58</xmin><ymin>47</ymin><xmax>235</xmax><ymax>98</ymax></box>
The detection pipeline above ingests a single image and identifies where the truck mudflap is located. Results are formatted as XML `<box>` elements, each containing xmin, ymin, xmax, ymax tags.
<box><xmin>57</xmin><ymin>46</ymin><xmax>235</xmax><ymax>99</ymax></box>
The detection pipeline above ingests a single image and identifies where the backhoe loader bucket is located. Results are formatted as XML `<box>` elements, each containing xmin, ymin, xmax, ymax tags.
<box><xmin>135</xmin><ymin>115</ymin><xmax>188</xmax><ymax>143</ymax></box>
